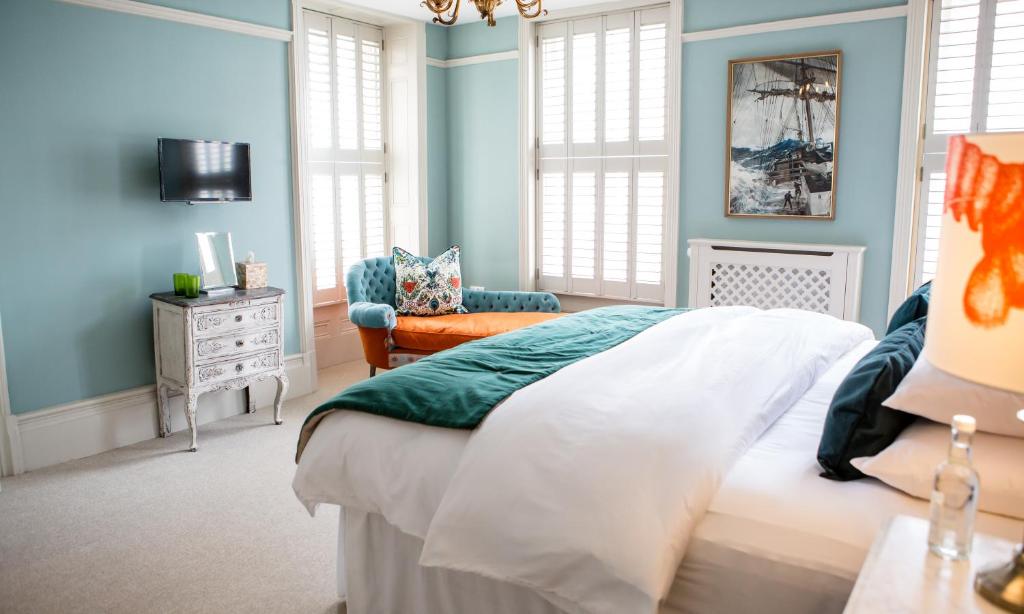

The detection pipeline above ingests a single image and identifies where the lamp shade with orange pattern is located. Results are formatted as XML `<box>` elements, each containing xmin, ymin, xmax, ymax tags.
<box><xmin>924</xmin><ymin>132</ymin><xmax>1024</xmax><ymax>395</ymax></box>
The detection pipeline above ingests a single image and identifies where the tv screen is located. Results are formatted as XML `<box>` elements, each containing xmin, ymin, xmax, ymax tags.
<box><xmin>158</xmin><ymin>138</ymin><xmax>252</xmax><ymax>202</ymax></box>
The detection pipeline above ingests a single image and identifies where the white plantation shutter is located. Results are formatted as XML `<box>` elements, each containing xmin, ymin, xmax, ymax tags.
<box><xmin>338</xmin><ymin>170</ymin><xmax>362</xmax><ymax>278</ymax></box>
<box><xmin>920</xmin><ymin>165</ymin><xmax>947</xmax><ymax>281</ymax></box>
<box><xmin>602</xmin><ymin>170</ymin><xmax>630</xmax><ymax>283</ymax></box>
<box><xmin>303</xmin><ymin>11</ymin><xmax>388</xmax><ymax>305</ymax></box>
<box><xmin>539</xmin><ymin>165</ymin><xmax>567</xmax><ymax>289</ymax></box>
<box><xmin>987</xmin><ymin>0</ymin><xmax>1024</xmax><ymax>131</ymax></box>
<box><xmin>930</xmin><ymin>0</ymin><xmax>980</xmax><ymax>135</ymax></box>
<box><xmin>638</xmin><ymin>21</ymin><xmax>667</xmax><ymax>145</ymax></box>
<box><xmin>603</xmin><ymin>23</ymin><xmax>632</xmax><ymax>146</ymax></box>
<box><xmin>540</xmin><ymin>31</ymin><xmax>567</xmax><ymax>151</ymax></box>
<box><xmin>363</xmin><ymin>172</ymin><xmax>386</xmax><ymax>256</ymax></box>
<box><xmin>570</xmin><ymin>163</ymin><xmax>598</xmax><ymax>288</ymax></box>
<box><xmin>311</xmin><ymin>170</ymin><xmax>336</xmax><ymax>292</ymax></box>
<box><xmin>361</xmin><ymin>39</ymin><xmax>384</xmax><ymax>151</ymax></box>
<box><xmin>914</xmin><ymin>0</ymin><xmax>1024</xmax><ymax>285</ymax></box>
<box><xmin>571</xmin><ymin>21</ymin><xmax>598</xmax><ymax>147</ymax></box>
<box><xmin>335</xmin><ymin>28</ymin><xmax>358</xmax><ymax>151</ymax></box>
<box><xmin>536</xmin><ymin>6</ymin><xmax>670</xmax><ymax>302</ymax></box>
<box><xmin>306</xmin><ymin>22</ymin><xmax>333</xmax><ymax>151</ymax></box>
<box><xmin>636</xmin><ymin>164</ymin><xmax>665</xmax><ymax>288</ymax></box>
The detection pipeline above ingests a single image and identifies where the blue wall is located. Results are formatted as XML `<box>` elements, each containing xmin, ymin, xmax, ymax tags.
<box><xmin>427</xmin><ymin>18</ymin><xmax>521</xmax><ymax>288</ymax></box>
<box><xmin>430</xmin><ymin>4</ymin><xmax>909</xmax><ymax>335</ymax></box>
<box><xmin>427</xmin><ymin>63</ymin><xmax>451</xmax><ymax>255</ymax></box>
<box><xmin>427</xmin><ymin>22</ymin><xmax>450</xmax><ymax>60</ymax></box>
<box><xmin>679</xmin><ymin>15</ymin><xmax>908</xmax><ymax>336</ymax></box>
<box><xmin>446</xmin><ymin>17</ymin><xmax>518</xmax><ymax>58</ymax></box>
<box><xmin>427</xmin><ymin>24</ymin><xmax>451</xmax><ymax>255</ymax></box>
<box><xmin>0</xmin><ymin>0</ymin><xmax>298</xmax><ymax>414</ymax></box>
<box><xmin>446</xmin><ymin>59</ymin><xmax>521</xmax><ymax>290</ymax></box>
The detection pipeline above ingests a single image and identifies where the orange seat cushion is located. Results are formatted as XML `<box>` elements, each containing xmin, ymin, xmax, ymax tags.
<box><xmin>391</xmin><ymin>312</ymin><xmax>563</xmax><ymax>352</ymax></box>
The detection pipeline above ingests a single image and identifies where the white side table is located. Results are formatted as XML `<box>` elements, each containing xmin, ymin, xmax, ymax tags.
<box><xmin>150</xmin><ymin>287</ymin><xmax>288</xmax><ymax>452</ymax></box>
<box><xmin>845</xmin><ymin>515</ymin><xmax>1016</xmax><ymax>613</ymax></box>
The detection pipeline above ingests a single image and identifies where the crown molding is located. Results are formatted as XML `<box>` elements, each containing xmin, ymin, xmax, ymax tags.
<box><xmin>58</xmin><ymin>0</ymin><xmax>293</xmax><ymax>42</ymax></box>
<box><xmin>681</xmin><ymin>5</ymin><xmax>908</xmax><ymax>43</ymax></box>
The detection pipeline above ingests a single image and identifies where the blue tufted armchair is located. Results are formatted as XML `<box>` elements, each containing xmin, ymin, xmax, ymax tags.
<box><xmin>346</xmin><ymin>255</ymin><xmax>561</xmax><ymax>375</ymax></box>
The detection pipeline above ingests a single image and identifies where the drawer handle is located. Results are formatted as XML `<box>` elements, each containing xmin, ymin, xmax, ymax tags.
<box><xmin>235</xmin><ymin>363</ymin><xmax>244</xmax><ymax>373</ymax></box>
<box><xmin>234</xmin><ymin>315</ymin><xmax>243</xmax><ymax>322</ymax></box>
<box><xmin>235</xmin><ymin>340</ymin><xmax>245</xmax><ymax>347</ymax></box>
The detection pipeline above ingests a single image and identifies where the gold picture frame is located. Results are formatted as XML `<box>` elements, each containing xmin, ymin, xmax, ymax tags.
<box><xmin>724</xmin><ymin>50</ymin><xmax>842</xmax><ymax>220</ymax></box>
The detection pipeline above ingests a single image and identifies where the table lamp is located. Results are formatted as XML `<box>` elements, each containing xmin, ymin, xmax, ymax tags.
<box><xmin>924</xmin><ymin>131</ymin><xmax>1024</xmax><ymax>612</ymax></box>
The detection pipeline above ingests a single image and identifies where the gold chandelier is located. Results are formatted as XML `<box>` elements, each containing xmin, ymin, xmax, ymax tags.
<box><xmin>422</xmin><ymin>0</ymin><xmax>546</xmax><ymax>27</ymax></box>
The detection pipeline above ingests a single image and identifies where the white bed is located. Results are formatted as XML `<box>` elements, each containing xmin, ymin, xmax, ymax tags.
<box><xmin>294</xmin><ymin>312</ymin><xmax>1023</xmax><ymax>614</ymax></box>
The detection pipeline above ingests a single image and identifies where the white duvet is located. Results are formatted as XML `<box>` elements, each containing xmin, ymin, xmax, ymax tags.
<box><xmin>294</xmin><ymin>307</ymin><xmax>872</xmax><ymax>614</ymax></box>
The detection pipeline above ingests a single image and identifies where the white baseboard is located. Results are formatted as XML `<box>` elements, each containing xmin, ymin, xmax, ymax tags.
<box><xmin>11</xmin><ymin>352</ymin><xmax>315</xmax><ymax>474</ymax></box>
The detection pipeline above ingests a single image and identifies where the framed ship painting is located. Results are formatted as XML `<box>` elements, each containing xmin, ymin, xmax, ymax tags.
<box><xmin>725</xmin><ymin>50</ymin><xmax>841</xmax><ymax>219</ymax></box>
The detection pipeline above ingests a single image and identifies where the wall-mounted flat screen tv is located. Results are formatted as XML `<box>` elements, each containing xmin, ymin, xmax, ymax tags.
<box><xmin>158</xmin><ymin>138</ymin><xmax>252</xmax><ymax>203</ymax></box>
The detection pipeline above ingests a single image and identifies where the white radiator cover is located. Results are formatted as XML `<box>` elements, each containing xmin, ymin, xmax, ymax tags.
<box><xmin>687</xmin><ymin>239</ymin><xmax>865</xmax><ymax>321</ymax></box>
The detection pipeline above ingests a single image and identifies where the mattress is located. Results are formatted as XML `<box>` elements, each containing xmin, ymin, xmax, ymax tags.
<box><xmin>666</xmin><ymin>339</ymin><xmax>1023</xmax><ymax>613</ymax></box>
<box><xmin>300</xmin><ymin>339</ymin><xmax>1024</xmax><ymax>613</ymax></box>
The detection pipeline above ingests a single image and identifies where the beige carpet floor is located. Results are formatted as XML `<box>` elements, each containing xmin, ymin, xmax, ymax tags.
<box><xmin>0</xmin><ymin>361</ymin><xmax>368</xmax><ymax>614</ymax></box>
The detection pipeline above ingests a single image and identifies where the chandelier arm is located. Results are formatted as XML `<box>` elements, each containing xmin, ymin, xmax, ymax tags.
<box><xmin>422</xmin><ymin>0</ymin><xmax>455</xmax><ymax>13</ymax></box>
<box><xmin>515</xmin><ymin>0</ymin><xmax>546</xmax><ymax>19</ymax></box>
<box><xmin>422</xmin><ymin>0</ymin><xmax>461</xmax><ymax>25</ymax></box>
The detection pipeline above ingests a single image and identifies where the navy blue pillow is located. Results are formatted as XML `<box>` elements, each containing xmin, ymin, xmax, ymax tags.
<box><xmin>817</xmin><ymin>317</ymin><xmax>925</xmax><ymax>481</ymax></box>
<box><xmin>886</xmin><ymin>281</ymin><xmax>931</xmax><ymax>335</ymax></box>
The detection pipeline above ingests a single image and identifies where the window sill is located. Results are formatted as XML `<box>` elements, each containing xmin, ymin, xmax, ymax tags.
<box><xmin>553</xmin><ymin>292</ymin><xmax>664</xmax><ymax>313</ymax></box>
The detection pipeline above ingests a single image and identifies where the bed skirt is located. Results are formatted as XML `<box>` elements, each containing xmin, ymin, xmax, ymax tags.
<box><xmin>337</xmin><ymin>508</ymin><xmax>853</xmax><ymax>614</ymax></box>
<box><xmin>340</xmin><ymin>508</ymin><xmax>560</xmax><ymax>614</ymax></box>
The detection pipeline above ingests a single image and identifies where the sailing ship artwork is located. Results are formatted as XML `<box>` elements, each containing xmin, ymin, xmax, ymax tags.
<box><xmin>725</xmin><ymin>51</ymin><xmax>841</xmax><ymax>219</ymax></box>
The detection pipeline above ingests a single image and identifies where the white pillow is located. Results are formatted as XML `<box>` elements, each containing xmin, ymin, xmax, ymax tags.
<box><xmin>851</xmin><ymin>420</ymin><xmax>1024</xmax><ymax>519</ymax></box>
<box><xmin>883</xmin><ymin>355</ymin><xmax>1024</xmax><ymax>438</ymax></box>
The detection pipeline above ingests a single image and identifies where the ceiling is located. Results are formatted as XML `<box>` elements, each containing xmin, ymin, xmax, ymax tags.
<box><xmin>338</xmin><ymin>0</ymin><xmax>607</xmax><ymax>23</ymax></box>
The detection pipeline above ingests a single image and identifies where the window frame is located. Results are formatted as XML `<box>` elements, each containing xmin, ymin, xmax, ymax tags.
<box><xmin>301</xmin><ymin>9</ymin><xmax>390</xmax><ymax>307</ymax></box>
<box><xmin>910</xmin><ymin>0</ymin><xmax>1023</xmax><ymax>287</ymax></box>
<box><xmin>526</xmin><ymin>2</ymin><xmax>680</xmax><ymax>306</ymax></box>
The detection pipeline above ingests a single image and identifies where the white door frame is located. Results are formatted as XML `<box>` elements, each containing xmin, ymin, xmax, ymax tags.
<box><xmin>0</xmin><ymin>313</ymin><xmax>24</xmax><ymax>478</ymax></box>
<box><xmin>517</xmin><ymin>0</ymin><xmax>683</xmax><ymax>306</ymax></box>
<box><xmin>289</xmin><ymin>0</ymin><xmax>428</xmax><ymax>378</ymax></box>
<box><xmin>886</xmin><ymin>0</ymin><xmax>931</xmax><ymax>317</ymax></box>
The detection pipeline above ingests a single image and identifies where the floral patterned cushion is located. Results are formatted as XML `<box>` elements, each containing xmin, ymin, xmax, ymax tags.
<box><xmin>394</xmin><ymin>245</ymin><xmax>468</xmax><ymax>316</ymax></box>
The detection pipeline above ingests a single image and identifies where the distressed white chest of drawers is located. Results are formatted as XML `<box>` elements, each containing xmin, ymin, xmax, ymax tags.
<box><xmin>150</xmin><ymin>287</ymin><xmax>288</xmax><ymax>451</ymax></box>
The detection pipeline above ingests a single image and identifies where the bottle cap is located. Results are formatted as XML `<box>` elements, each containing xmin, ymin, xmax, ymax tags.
<box><xmin>953</xmin><ymin>414</ymin><xmax>977</xmax><ymax>434</ymax></box>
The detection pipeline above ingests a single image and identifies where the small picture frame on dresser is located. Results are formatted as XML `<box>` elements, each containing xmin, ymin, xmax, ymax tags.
<box><xmin>149</xmin><ymin>287</ymin><xmax>288</xmax><ymax>452</ymax></box>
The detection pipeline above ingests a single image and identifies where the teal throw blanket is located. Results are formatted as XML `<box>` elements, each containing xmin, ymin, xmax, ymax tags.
<box><xmin>296</xmin><ymin>305</ymin><xmax>684</xmax><ymax>460</ymax></box>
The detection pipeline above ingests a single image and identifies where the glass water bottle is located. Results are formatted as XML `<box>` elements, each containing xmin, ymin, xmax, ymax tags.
<box><xmin>928</xmin><ymin>414</ymin><xmax>980</xmax><ymax>560</ymax></box>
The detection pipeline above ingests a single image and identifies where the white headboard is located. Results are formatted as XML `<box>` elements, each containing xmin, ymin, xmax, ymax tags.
<box><xmin>687</xmin><ymin>239</ymin><xmax>865</xmax><ymax>321</ymax></box>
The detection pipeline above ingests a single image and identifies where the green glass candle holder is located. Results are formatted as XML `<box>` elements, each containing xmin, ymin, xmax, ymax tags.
<box><xmin>173</xmin><ymin>273</ymin><xmax>188</xmax><ymax>296</ymax></box>
<box><xmin>184</xmin><ymin>275</ymin><xmax>201</xmax><ymax>299</ymax></box>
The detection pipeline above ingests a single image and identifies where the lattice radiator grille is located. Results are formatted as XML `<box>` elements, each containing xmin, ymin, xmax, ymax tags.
<box><xmin>688</xmin><ymin>239</ymin><xmax>865</xmax><ymax>321</ymax></box>
<box><xmin>709</xmin><ymin>264</ymin><xmax>832</xmax><ymax>313</ymax></box>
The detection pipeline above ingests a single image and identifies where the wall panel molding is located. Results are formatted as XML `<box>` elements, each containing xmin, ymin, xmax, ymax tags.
<box><xmin>12</xmin><ymin>353</ymin><xmax>314</xmax><ymax>473</ymax></box>
<box><xmin>427</xmin><ymin>50</ymin><xmax>518</xmax><ymax>68</ymax></box>
<box><xmin>58</xmin><ymin>0</ymin><xmax>293</xmax><ymax>41</ymax></box>
<box><xmin>681</xmin><ymin>5</ymin><xmax>909</xmax><ymax>43</ymax></box>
